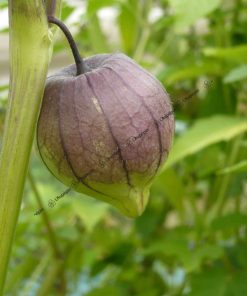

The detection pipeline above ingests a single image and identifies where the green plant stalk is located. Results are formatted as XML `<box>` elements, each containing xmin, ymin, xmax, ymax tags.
<box><xmin>37</xmin><ymin>260</ymin><xmax>64</xmax><ymax>296</ymax></box>
<box><xmin>28</xmin><ymin>171</ymin><xmax>67</xmax><ymax>293</ymax></box>
<box><xmin>0</xmin><ymin>1</ymin><xmax>60</xmax><ymax>294</ymax></box>
<box><xmin>206</xmin><ymin>135</ymin><xmax>242</xmax><ymax>224</ymax></box>
<box><xmin>215</xmin><ymin>136</ymin><xmax>243</xmax><ymax>215</ymax></box>
<box><xmin>28</xmin><ymin>172</ymin><xmax>61</xmax><ymax>259</ymax></box>
<box><xmin>22</xmin><ymin>253</ymin><xmax>51</xmax><ymax>295</ymax></box>
<box><xmin>133</xmin><ymin>0</ymin><xmax>152</xmax><ymax>62</ymax></box>
<box><xmin>231</xmin><ymin>0</ymin><xmax>242</xmax><ymax>38</ymax></box>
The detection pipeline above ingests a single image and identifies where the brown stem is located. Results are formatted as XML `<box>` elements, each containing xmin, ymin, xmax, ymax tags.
<box><xmin>48</xmin><ymin>16</ymin><xmax>86</xmax><ymax>75</ymax></box>
<box><xmin>46</xmin><ymin>0</ymin><xmax>57</xmax><ymax>17</ymax></box>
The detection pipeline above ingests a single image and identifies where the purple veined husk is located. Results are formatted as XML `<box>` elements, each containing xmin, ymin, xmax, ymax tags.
<box><xmin>37</xmin><ymin>53</ymin><xmax>175</xmax><ymax>217</ymax></box>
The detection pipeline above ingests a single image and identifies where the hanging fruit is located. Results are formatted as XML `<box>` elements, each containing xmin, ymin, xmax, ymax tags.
<box><xmin>37</xmin><ymin>15</ymin><xmax>174</xmax><ymax>217</ymax></box>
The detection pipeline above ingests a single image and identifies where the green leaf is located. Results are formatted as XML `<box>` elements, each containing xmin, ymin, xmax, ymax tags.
<box><xmin>72</xmin><ymin>197</ymin><xmax>109</xmax><ymax>232</ymax></box>
<box><xmin>217</xmin><ymin>160</ymin><xmax>247</xmax><ymax>175</ymax></box>
<box><xmin>226</xmin><ymin>272</ymin><xmax>247</xmax><ymax>296</ymax></box>
<box><xmin>211</xmin><ymin>213</ymin><xmax>247</xmax><ymax>231</ymax></box>
<box><xmin>5</xmin><ymin>257</ymin><xmax>39</xmax><ymax>293</ymax></box>
<box><xmin>168</xmin><ymin>0</ymin><xmax>221</xmax><ymax>31</ymax></box>
<box><xmin>0</xmin><ymin>84</ymin><xmax>8</xmax><ymax>92</ymax></box>
<box><xmin>152</xmin><ymin>168</ymin><xmax>185</xmax><ymax>215</ymax></box>
<box><xmin>61</xmin><ymin>4</ymin><xmax>75</xmax><ymax>21</ymax></box>
<box><xmin>189</xmin><ymin>268</ymin><xmax>247</xmax><ymax>296</ymax></box>
<box><xmin>224</xmin><ymin>65</ymin><xmax>247</xmax><ymax>83</ymax></box>
<box><xmin>204</xmin><ymin>45</ymin><xmax>247</xmax><ymax>64</ymax></box>
<box><xmin>0</xmin><ymin>1</ymin><xmax>8</xmax><ymax>8</ymax></box>
<box><xmin>162</xmin><ymin>115</ymin><xmax>247</xmax><ymax>170</ymax></box>
<box><xmin>86</xmin><ymin>286</ymin><xmax>122</xmax><ymax>296</ymax></box>
<box><xmin>87</xmin><ymin>0</ymin><xmax>117</xmax><ymax>16</ymax></box>
<box><xmin>118</xmin><ymin>0</ymin><xmax>139</xmax><ymax>54</ymax></box>
<box><xmin>87</xmin><ymin>13</ymin><xmax>110</xmax><ymax>53</ymax></box>
<box><xmin>189</xmin><ymin>267</ymin><xmax>226</xmax><ymax>296</ymax></box>
<box><xmin>160</xmin><ymin>61</ymin><xmax>222</xmax><ymax>85</ymax></box>
<box><xmin>143</xmin><ymin>239</ymin><xmax>223</xmax><ymax>272</ymax></box>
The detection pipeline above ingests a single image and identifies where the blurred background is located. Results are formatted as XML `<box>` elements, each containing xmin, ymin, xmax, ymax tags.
<box><xmin>1</xmin><ymin>0</ymin><xmax>247</xmax><ymax>295</ymax></box>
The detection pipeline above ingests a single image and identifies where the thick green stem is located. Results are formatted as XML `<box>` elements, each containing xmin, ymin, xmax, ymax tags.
<box><xmin>0</xmin><ymin>1</ymin><xmax>60</xmax><ymax>294</ymax></box>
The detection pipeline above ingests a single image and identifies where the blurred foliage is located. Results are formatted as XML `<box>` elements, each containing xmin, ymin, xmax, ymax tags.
<box><xmin>0</xmin><ymin>0</ymin><xmax>247</xmax><ymax>295</ymax></box>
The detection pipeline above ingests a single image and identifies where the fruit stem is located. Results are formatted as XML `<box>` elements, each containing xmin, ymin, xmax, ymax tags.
<box><xmin>48</xmin><ymin>16</ymin><xmax>86</xmax><ymax>75</ymax></box>
<box><xmin>46</xmin><ymin>0</ymin><xmax>57</xmax><ymax>17</ymax></box>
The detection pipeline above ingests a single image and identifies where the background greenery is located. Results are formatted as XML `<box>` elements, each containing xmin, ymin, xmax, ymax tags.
<box><xmin>0</xmin><ymin>0</ymin><xmax>247</xmax><ymax>295</ymax></box>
